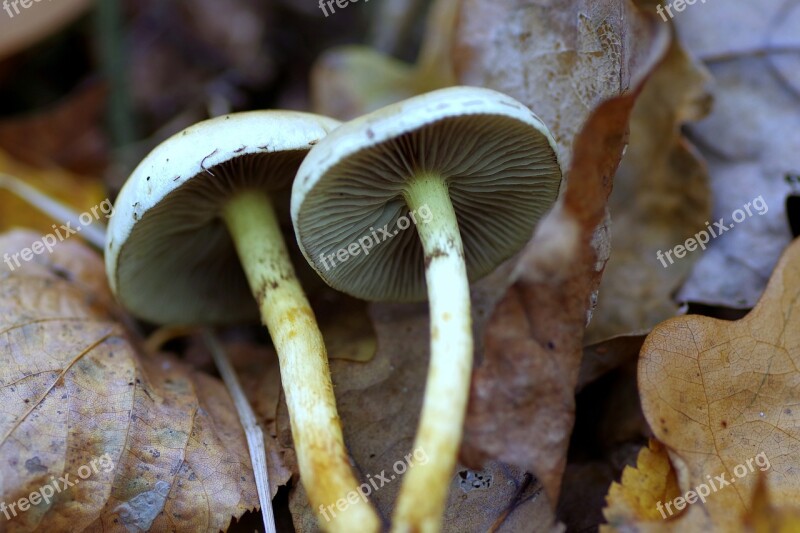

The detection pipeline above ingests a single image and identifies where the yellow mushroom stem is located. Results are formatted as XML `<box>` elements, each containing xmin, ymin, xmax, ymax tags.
<box><xmin>393</xmin><ymin>174</ymin><xmax>473</xmax><ymax>533</ymax></box>
<box><xmin>222</xmin><ymin>190</ymin><xmax>380</xmax><ymax>533</ymax></box>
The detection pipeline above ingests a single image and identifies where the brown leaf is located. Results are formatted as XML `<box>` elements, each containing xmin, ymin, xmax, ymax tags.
<box><xmin>637</xmin><ymin>236</ymin><xmax>800</xmax><ymax>531</ymax></box>
<box><xmin>585</xmin><ymin>37</ymin><xmax>713</xmax><ymax>344</ymax></box>
<box><xmin>0</xmin><ymin>230</ymin><xmax>257</xmax><ymax>532</ymax></box>
<box><xmin>459</xmin><ymin>0</ymin><xmax>671</xmax><ymax>504</ymax></box>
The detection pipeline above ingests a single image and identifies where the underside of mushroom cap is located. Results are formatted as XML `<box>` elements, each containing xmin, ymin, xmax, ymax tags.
<box><xmin>106</xmin><ymin>111</ymin><xmax>340</xmax><ymax>325</ymax></box>
<box><xmin>292</xmin><ymin>86</ymin><xmax>562</xmax><ymax>302</ymax></box>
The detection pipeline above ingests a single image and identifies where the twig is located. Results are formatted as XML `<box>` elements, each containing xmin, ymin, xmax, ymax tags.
<box><xmin>202</xmin><ymin>329</ymin><xmax>277</xmax><ymax>533</ymax></box>
<box><xmin>0</xmin><ymin>172</ymin><xmax>107</xmax><ymax>248</ymax></box>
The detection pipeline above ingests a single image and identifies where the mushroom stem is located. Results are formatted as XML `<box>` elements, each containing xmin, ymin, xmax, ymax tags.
<box><xmin>222</xmin><ymin>190</ymin><xmax>380</xmax><ymax>533</ymax></box>
<box><xmin>394</xmin><ymin>174</ymin><xmax>473</xmax><ymax>533</ymax></box>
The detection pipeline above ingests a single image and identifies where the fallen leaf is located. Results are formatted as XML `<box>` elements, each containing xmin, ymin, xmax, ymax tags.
<box><xmin>636</xmin><ymin>236</ymin><xmax>800</xmax><ymax>531</ymax></box>
<box><xmin>0</xmin><ymin>229</ymin><xmax>258</xmax><ymax>532</ymax></box>
<box><xmin>458</xmin><ymin>0</ymin><xmax>670</xmax><ymax>503</ymax></box>
<box><xmin>585</xmin><ymin>36</ymin><xmax>713</xmax><ymax>344</ymax></box>
<box><xmin>674</xmin><ymin>2</ymin><xmax>800</xmax><ymax>308</ymax></box>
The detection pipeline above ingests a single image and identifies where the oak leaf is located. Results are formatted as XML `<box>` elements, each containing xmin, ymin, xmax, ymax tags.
<box><xmin>633</xmin><ymin>236</ymin><xmax>800</xmax><ymax>531</ymax></box>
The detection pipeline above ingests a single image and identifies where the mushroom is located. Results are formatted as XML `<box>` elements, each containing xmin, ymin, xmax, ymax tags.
<box><xmin>291</xmin><ymin>86</ymin><xmax>562</xmax><ymax>532</ymax></box>
<box><xmin>105</xmin><ymin>111</ymin><xmax>380</xmax><ymax>533</ymax></box>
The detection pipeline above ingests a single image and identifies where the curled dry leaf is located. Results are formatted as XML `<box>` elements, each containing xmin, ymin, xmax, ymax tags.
<box><xmin>634</xmin><ymin>237</ymin><xmax>800</xmax><ymax>531</ymax></box>
<box><xmin>0</xmin><ymin>230</ymin><xmax>257</xmax><ymax>532</ymax></box>
<box><xmin>457</xmin><ymin>0</ymin><xmax>670</xmax><ymax>504</ymax></box>
<box><xmin>674</xmin><ymin>1</ymin><xmax>800</xmax><ymax>308</ymax></box>
<box><xmin>585</xmin><ymin>36</ymin><xmax>713</xmax><ymax>344</ymax></box>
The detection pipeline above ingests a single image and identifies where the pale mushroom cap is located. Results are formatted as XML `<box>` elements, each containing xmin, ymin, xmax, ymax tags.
<box><xmin>106</xmin><ymin>111</ymin><xmax>341</xmax><ymax>325</ymax></box>
<box><xmin>292</xmin><ymin>86</ymin><xmax>562</xmax><ymax>302</ymax></box>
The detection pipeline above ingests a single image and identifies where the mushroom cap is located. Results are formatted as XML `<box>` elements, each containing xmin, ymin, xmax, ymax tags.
<box><xmin>292</xmin><ymin>86</ymin><xmax>561</xmax><ymax>302</ymax></box>
<box><xmin>106</xmin><ymin>111</ymin><xmax>340</xmax><ymax>325</ymax></box>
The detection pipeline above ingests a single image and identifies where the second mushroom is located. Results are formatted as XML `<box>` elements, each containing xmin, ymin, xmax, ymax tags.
<box><xmin>292</xmin><ymin>86</ymin><xmax>562</xmax><ymax>532</ymax></box>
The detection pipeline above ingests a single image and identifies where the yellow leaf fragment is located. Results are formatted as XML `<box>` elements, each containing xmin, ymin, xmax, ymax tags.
<box><xmin>602</xmin><ymin>439</ymin><xmax>680</xmax><ymax>527</ymax></box>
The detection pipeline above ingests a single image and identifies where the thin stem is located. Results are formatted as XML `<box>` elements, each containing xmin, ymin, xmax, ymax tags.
<box><xmin>0</xmin><ymin>173</ymin><xmax>106</xmax><ymax>248</ymax></box>
<box><xmin>222</xmin><ymin>190</ymin><xmax>380</xmax><ymax>533</ymax></box>
<box><xmin>202</xmin><ymin>329</ymin><xmax>277</xmax><ymax>533</ymax></box>
<box><xmin>393</xmin><ymin>174</ymin><xmax>473</xmax><ymax>533</ymax></box>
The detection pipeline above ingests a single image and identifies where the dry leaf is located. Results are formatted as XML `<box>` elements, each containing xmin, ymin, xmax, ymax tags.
<box><xmin>458</xmin><ymin>0</ymin><xmax>670</xmax><ymax>504</ymax></box>
<box><xmin>0</xmin><ymin>230</ymin><xmax>257</xmax><ymax>532</ymax></box>
<box><xmin>585</xmin><ymin>36</ymin><xmax>712</xmax><ymax>344</ymax></box>
<box><xmin>674</xmin><ymin>1</ymin><xmax>800</xmax><ymax>308</ymax></box>
<box><xmin>635</xmin><ymin>236</ymin><xmax>800</xmax><ymax>531</ymax></box>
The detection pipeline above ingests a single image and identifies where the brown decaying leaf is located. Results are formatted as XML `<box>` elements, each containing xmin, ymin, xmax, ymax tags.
<box><xmin>585</xmin><ymin>35</ymin><xmax>713</xmax><ymax>344</ymax></box>
<box><xmin>636</xmin><ymin>236</ymin><xmax>800</xmax><ymax>531</ymax></box>
<box><xmin>0</xmin><ymin>230</ymin><xmax>257</xmax><ymax>532</ymax></box>
<box><xmin>456</xmin><ymin>0</ymin><xmax>670</xmax><ymax>505</ymax></box>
